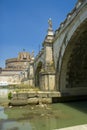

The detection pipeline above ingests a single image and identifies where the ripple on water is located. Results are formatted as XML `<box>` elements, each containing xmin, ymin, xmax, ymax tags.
<box><xmin>0</xmin><ymin>106</ymin><xmax>8</xmax><ymax>119</ymax></box>
<box><xmin>1</xmin><ymin>121</ymin><xmax>32</xmax><ymax>130</ymax></box>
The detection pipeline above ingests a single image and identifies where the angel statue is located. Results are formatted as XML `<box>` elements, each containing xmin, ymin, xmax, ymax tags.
<box><xmin>48</xmin><ymin>18</ymin><xmax>52</xmax><ymax>29</ymax></box>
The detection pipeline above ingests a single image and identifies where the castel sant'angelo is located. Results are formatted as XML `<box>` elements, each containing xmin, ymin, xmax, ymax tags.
<box><xmin>0</xmin><ymin>51</ymin><xmax>34</xmax><ymax>85</ymax></box>
<box><xmin>0</xmin><ymin>0</ymin><xmax>87</xmax><ymax>97</ymax></box>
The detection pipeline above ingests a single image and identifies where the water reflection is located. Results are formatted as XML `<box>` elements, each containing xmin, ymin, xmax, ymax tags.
<box><xmin>1</xmin><ymin>121</ymin><xmax>32</xmax><ymax>130</ymax></box>
<box><xmin>1</xmin><ymin>117</ymin><xmax>59</xmax><ymax>130</ymax></box>
<box><xmin>0</xmin><ymin>106</ymin><xmax>8</xmax><ymax>119</ymax></box>
<box><xmin>0</xmin><ymin>101</ymin><xmax>87</xmax><ymax>130</ymax></box>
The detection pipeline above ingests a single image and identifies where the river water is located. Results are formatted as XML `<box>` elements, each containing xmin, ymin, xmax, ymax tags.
<box><xmin>0</xmin><ymin>99</ymin><xmax>87</xmax><ymax>130</ymax></box>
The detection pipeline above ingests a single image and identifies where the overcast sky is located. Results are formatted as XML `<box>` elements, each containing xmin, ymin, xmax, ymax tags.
<box><xmin>0</xmin><ymin>0</ymin><xmax>77</xmax><ymax>68</ymax></box>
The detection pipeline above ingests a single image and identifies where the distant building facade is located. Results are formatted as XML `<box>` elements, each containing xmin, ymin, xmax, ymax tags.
<box><xmin>0</xmin><ymin>51</ymin><xmax>34</xmax><ymax>86</ymax></box>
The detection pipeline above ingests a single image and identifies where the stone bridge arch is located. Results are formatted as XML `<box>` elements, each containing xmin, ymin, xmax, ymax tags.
<box><xmin>56</xmin><ymin>19</ymin><xmax>87</xmax><ymax>96</ymax></box>
<box><xmin>53</xmin><ymin>0</ymin><xmax>87</xmax><ymax>96</ymax></box>
<box><xmin>33</xmin><ymin>0</ymin><xmax>87</xmax><ymax>93</ymax></box>
<box><xmin>35</xmin><ymin>61</ymin><xmax>43</xmax><ymax>88</ymax></box>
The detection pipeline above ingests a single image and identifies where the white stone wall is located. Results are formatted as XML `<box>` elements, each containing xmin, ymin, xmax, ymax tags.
<box><xmin>0</xmin><ymin>75</ymin><xmax>21</xmax><ymax>85</ymax></box>
<box><xmin>45</xmin><ymin>45</ymin><xmax>53</xmax><ymax>64</ymax></box>
<box><xmin>49</xmin><ymin>75</ymin><xmax>55</xmax><ymax>90</ymax></box>
<box><xmin>39</xmin><ymin>72</ymin><xmax>55</xmax><ymax>91</ymax></box>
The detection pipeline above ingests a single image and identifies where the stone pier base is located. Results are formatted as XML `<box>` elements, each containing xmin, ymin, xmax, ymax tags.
<box><xmin>9</xmin><ymin>91</ymin><xmax>61</xmax><ymax>106</ymax></box>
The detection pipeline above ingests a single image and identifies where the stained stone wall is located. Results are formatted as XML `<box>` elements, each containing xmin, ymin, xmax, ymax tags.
<box><xmin>53</xmin><ymin>0</ymin><xmax>87</xmax><ymax>95</ymax></box>
<box><xmin>66</xmin><ymin>34</ymin><xmax>87</xmax><ymax>88</ymax></box>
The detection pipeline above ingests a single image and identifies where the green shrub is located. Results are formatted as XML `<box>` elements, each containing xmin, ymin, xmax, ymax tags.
<box><xmin>8</xmin><ymin>92</ymin><xmax>12</xmax><ymax>100</ymax></box>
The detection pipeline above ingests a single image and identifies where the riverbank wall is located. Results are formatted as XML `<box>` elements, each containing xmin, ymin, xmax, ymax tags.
<box><xmin>9</xmin><ymin>91</ymin><xmax>87</xmax><ymax>106</ymax></box>
<box><xmin>10</xmin><ymin>91</ymin><xmax>61</xmax><ymax>105</ymax></box>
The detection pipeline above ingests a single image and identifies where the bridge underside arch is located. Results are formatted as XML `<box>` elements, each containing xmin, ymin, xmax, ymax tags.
<box><xmin>35</xmin><ymin>61</ymin><xmax>42</xmax><ymax>88</ymax></box>
<box><xmin>58</xmin><ymin>20</ymin><xmax>87</xmax><ymax>96</ymax></box>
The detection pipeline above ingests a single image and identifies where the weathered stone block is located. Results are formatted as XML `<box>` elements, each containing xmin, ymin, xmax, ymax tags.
<box><xmin>37</xmin><ymin>92</ymin><xmax>48</xmax><ymax>97</ymax></box>
<box><xmin>28</xmin><ymin>92</ymin><xmax>38</xmax><ymax>98</ymax></box>
<box><xmin>39</xmin><ymin>98</ymin><xmax>52</xmax><ymax>104</ymax></box>
<box><xmin>10</xmin><ymin>99</ymin><xmax>28</xmax><ymax>106</ymax></box>
<box><xmin>28</xmin><ymin>98</ymin><xmax>39</xmax><ymax>104</ymax></box>
<box><xmin>17</xmin><ymin>93</ymin><xmax>28</xmax><ymax>99</ymax></box>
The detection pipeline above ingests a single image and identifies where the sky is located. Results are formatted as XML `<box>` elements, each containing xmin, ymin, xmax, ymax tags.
<box><xmin>0</xmin><ymin>0</ymin><xmax>77</xmax><ymax>68</ymax></box>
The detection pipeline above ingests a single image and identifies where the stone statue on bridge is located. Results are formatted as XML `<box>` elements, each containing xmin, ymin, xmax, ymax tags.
<box><xmin>48</xmin><ymin>18</ymin><xmax>52</xmax><ymax>29</ymax></box>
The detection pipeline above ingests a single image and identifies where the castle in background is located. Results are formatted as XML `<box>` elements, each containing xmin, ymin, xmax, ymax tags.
<box><xmin>0</xmin><ymin>51</ymin><xmax>34</xmax><ymax>86</ymax></box>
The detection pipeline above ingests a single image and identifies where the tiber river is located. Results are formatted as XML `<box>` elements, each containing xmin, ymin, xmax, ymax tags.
<box><xmin>0</xmin><ymin>89</ymin><xmax>87</xmax><ymax>130</ymax></box>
